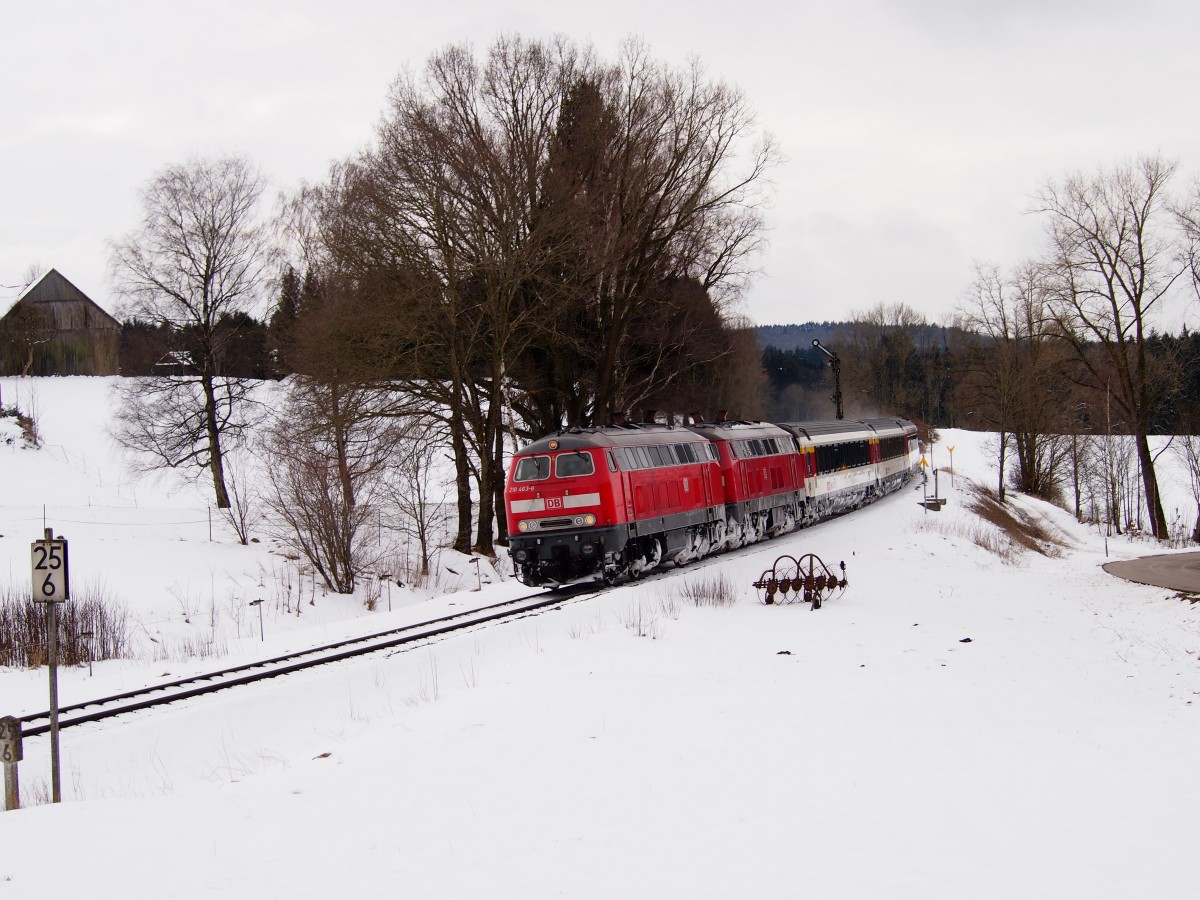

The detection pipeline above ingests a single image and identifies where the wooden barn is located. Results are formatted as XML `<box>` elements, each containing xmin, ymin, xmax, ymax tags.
<box><xmin>0</xmin><ymin>269</ymin><xmax>120</xmax><ymax>376</ymax></box>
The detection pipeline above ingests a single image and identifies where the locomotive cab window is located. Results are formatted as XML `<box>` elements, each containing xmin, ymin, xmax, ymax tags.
<box><xmin>514</xmin><ymin>455</ymin><xmax>551</xmax><ymax>481</ymax></box>
<box><xmin>555</xmin><ymin>451</ymin><xmax>595</xmax><ymax>478</ymax></box>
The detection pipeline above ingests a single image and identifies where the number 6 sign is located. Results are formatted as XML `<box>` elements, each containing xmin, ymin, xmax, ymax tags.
<box><xmin>31</xmin><ymin>535</ymin><xmax>69</xmax><ymax>603</ymax></box>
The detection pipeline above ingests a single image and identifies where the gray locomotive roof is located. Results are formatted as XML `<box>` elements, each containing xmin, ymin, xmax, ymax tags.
<box><xmin>518</xmin><ymin>424</ymin><xmax>709</xmax><ymax>454</ymax></box>
<box><xmin>776</xmin><ymin>420</ymin><xmax>876</xmax><ymax>440</ymax></box>
<box><xmin>685</xmin><ymin>420</ymin><xmax>791</xmax><ymax>440</ymax></box>
<box><xmin>516</xmin><ymin>417</ymin><xmax>914</xmax><ymax>455</ymax></box>
<box><xmin>777</xmin><ymin>417</ymin><xmax>915</xmax><ymax>441</ymax></box>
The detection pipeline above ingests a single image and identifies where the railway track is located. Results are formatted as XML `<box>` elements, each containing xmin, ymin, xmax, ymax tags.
<box><xmin>15</xmin><ymin>587</ymin><xmax>599</xmax><ymax>738</ymax></box>
<box><xmin>13</xmin><ymin>485</ymin><xmax>914</xmax><ymax>741</ymax></box>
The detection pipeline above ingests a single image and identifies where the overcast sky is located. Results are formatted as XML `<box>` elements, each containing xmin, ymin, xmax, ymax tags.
<box><xmin>4</xmin><ymin>0</ymin><xmax>1198</xmax><ymax>327</ymax></box>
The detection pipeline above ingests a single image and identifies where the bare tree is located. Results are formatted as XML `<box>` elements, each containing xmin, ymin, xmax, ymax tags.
<box><xmin>0</xmin><ymin>301</ymin><xmax>51</xmax><ymax>376</ymax></box>
<box><xmin>112</xmin><ymin>374</ymin><xmax>257</xmax><ymax>492</ymax></box>
<box><xmin>958</xmin><ymin>262</ymin><xmax>1072</xmax><ymax>501</ymax></box>
<box><xmin>839</xmin><ymin>302</ymin><xmax>927</xmax><ymax>417</ymax></box>
<box><xmin>216</xmin><ymin>447</ymin><xmax>259</xmax><ymax>545</ymax></box>
<box><xmin>262</xmin><ymin>433</ymin><xmax>371</xmax><ymax>595</ymax></box>
<box><xmin>1036</xmin><ymin>155</ymin><xmax>1192</xmax><ymax>539</ymax></box>
<box><xmin>110</xmin><ymin>155</ymin><xmax>273</xmax><ymax>508</ymax></box>
<box><xmin>259</xmin><ymin>381</ymin><xmax>400</xmax><ymax>594</ymax></box>
<box><xmin>1175</xmin><ymin>177</ymin><xmax>1200</xmax><ymax>299</ymax></box>
<box><xmin>1171</xmin><ymin>436</ymin><xmax>1200</xmax><ymax>543</ymax></box>
<box><xmin>518</xmin><ymin>42</ymin><xmax>778</xmax><ymax>428</ymax></box>
<box><xmin>313</xmin><ymin>35</ymin><xmax>776</xmax><ymax>555</ymax></box>
<box><xmin>382</xmin><ymin>417</ymin><xmax>452</xmax><ymax>581</ymax></box>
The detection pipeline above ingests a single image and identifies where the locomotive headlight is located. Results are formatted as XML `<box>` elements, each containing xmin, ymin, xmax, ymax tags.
<box><xmin>582</xmin><ymin>514</ymin><xmax>596</xmax><ymax>526</ymax></box>
<box><xmin>518</xmin><ymin>520</ymin><xmax>531</xmax><ymax>533</ymax></box>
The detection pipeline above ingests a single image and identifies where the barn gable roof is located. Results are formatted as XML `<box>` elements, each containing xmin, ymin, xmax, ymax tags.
<box><xmin>0</xmin><ymin>269</ymin><xmax>118</xmax><ymax>327</ymax></box>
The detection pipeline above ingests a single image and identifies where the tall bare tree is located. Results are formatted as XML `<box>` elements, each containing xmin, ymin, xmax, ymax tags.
<box><xmin>517</xmin><ymin>45</ymin><xmax>777</xmax><ymax>428</ymax></box>
<box><xmin>838</xmin><ymin>302</ymin><xmax>928</xmax><ymax>417</ymax></box>
<box><xmin>1036</xmin><ymin>156</ymin><xmax>1190</xmax><ymax>538</ymax></box>
<box><xmin>312</xmin><ymin>35</ymin><xmax>776</xmax><ymax>554</ymax></box>
<box><xmin>958</xmin><ymin>261</ymin><xmax>1072</xmax><ymax>501</ymax></box>
<box><xmin>110</xmin><ymin>156</ymin><xmax>272</xmax><ymax>508</ymax></box>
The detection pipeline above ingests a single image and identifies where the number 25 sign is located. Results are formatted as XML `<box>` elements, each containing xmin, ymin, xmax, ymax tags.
<box><xmin>31</xmin><ymin>537</ymin><xmax>69</xmax><ymax>603</ymax></box>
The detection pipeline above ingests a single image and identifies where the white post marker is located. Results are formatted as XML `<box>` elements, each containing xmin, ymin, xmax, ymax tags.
<box><xmin>32</xmin><ymin>527</ymin><xmax>68</xmax><ymax>804</ymax></box>
<box><xmin>32</xmin><ymin>529</ymin><xmax>69</xmax><ymax>603</ymax></box>
<box><xmin>1</xmin><ymin>715</ymin><xmax>21</xmax><ymax>811</ymax></box>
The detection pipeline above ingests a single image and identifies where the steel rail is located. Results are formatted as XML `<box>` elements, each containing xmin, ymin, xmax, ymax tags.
<box><xmin>17</xmin><ymin>588</ymin><xmax>594</xmax><ymax>738</ymax></box>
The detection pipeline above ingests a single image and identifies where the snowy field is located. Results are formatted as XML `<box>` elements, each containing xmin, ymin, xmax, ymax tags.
<box><xmin>2</xmin><ymin>376</ymin><xmax>1199</xmax><ymax>898</ymax></box>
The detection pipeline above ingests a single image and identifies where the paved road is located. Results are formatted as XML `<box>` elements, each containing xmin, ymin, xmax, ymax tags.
<box><xmin>1103</xmin><ymin>551</ymin><xmax>1200</xmax><ymax>593</ymax></box>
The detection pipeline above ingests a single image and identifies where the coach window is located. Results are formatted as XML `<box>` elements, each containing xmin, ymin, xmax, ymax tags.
<box><xmin>556</xmin><ymin>451</ymin><xmax>596</xmax><ymax>478</ymax></box>
<box><xmin>514</xmin><ymin>455</ymin><xmax>551</xmax><ymax>481</ymax></box>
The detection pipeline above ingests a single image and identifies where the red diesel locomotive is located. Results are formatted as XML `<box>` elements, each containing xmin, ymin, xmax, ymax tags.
<box><xmin>505</xmin><ymin>415</ymin><xmax>920</xmax><ymax>586</ymax></box>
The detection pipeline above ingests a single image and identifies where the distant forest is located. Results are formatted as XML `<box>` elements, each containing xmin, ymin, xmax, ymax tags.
<box><xmin>757</xmin><ymin>318</ymin><xmax>1200</xmax><ymax>436</ymax></box>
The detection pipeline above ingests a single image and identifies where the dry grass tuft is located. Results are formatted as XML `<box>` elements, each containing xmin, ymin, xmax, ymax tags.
<box><xmin>674</xmin><ymin>572</ymin><xmax>740</xmax><ymax>607</ymax></box>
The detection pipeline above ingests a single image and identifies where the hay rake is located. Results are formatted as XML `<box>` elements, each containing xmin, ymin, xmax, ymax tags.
<box><xmin>752</xmin><ymin>553</ymin><xmax>847</xmax><ymax>609</ymax></box>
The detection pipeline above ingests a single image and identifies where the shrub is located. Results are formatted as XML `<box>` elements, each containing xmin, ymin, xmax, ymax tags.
<box><xmin>0</xmin><ymin>581</ymin><xmax>131</xmax><ymax>668</ymax></box>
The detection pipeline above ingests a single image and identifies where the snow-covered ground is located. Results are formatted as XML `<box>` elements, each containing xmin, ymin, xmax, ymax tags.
<box><xmin>2</xmin><ymin>377</ymin><xmax>1199</xmax><ymax>898</ymax></box>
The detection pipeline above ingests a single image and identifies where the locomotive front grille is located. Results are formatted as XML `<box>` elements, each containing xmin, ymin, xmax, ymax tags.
<box><xmin>517</xmin><ymin>513</ymin><xmax>598</xmax><ymax>533</ymax></box>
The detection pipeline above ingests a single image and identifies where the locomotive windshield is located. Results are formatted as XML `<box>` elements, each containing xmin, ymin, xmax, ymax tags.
<box><xmin>555</xmin><ymin>451</ymin><xmax>595</xmax><ymax>478</ymax></box>
<box><xmin>513</xmin><ymin>455</ymin><xmax>551</xmax><ymax>481</ymax></box>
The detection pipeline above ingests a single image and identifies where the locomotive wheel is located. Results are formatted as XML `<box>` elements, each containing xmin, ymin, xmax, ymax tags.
<box><xmin>628</xmin><ymin>550</ymin><xmax>643</xmax><ymax>580</ymax></box>
<box><xmin>649</xmin><ymin>538</ymin><xmax>663</xmax><ymax>568</ymax></box>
